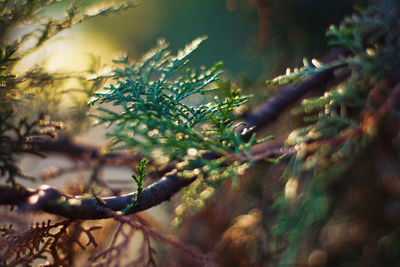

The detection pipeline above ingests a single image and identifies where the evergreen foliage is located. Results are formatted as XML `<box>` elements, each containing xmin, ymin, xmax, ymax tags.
<box><xmin>0</xmin><ymin>0</ymin><xmax>399</xmax><ymax>266</ymax></box>
<box><xmin>90</xmin><ymin>36</ymin><xmax>249</xmax><ymax>160</ymax></box>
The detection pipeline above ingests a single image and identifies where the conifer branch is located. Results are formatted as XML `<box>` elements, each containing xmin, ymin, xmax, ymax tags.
<box><xmin>0</xmin><ymin>45</ymin><xmax>348</xmax><ymax>219</ymax></box>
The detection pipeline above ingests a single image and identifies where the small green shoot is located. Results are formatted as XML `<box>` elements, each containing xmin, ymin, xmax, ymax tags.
<box><xmin>123</xmin><ymin>158</ymin><xmax>148</xmax><ymax>215</ymax></box>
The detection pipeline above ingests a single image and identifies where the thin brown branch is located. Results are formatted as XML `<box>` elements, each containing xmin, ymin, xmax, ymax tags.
<box><xmin>26</xmin><ymin>136</ymin><xmax>142</xmax><ymax>166</ymax></box>
<box><xmin>237</xmin><ymin>48</ymin><xmax>350</xmax><ymax>140</ymax></box>
<box><xmin>0</xmin><ymin>170</ymin><xmax>194</xmax><ymax>219</ymax></box>
<box><xmin>304</xmin><ymin>80</ymin><xmax>400</xmax><ymax>152</ymax></box>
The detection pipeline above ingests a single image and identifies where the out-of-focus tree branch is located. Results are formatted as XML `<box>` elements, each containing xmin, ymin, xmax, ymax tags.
<box><xmin>26</xmin><ymin>136</ymin><xmax>142</xmax><ymax>166</ymax></box>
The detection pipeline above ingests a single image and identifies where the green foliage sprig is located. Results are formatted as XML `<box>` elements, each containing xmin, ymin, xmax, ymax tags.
<box><xmin>123</xmin><ymin>158</ymin><xmax>148</xmax><ymax>215</ymax></box>
<box><xmin>90</xmin><ymin>37</ymin><xmax>250</xmax><ymax>161</ymax></box>
<box><xmin>132</xmin><ymin>158</ymin><xmax>148</xmax><ymax>199</ymax></box>
<box><xmin>122</xmin><ymin>159</ymin><xmax>148</xmax><ymax>214</ymax></box>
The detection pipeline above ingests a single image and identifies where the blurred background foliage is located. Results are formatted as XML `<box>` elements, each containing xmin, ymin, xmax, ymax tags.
<box><xmin>8</xmin><ymin>0</ymin><xmax>400</xmax><ymax>266</ymax></box>
<box><xmin>33</xmin><ymin>0</ymin><xmax>355</xmax><ymax>80</ymax></box>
